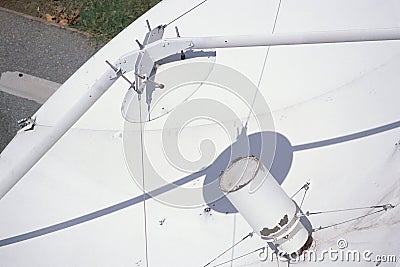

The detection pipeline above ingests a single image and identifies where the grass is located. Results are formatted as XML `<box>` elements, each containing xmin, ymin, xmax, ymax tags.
<box><xmin>0</xmin><ymin>0</ymin><xmax>160</xmax><ymax>40</ymax></box>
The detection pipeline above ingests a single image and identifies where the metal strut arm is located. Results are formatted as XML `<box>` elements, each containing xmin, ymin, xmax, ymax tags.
<box><xmin>1</xmin><ymin>26</ymin><xmax>400</xmax><ymax>200</ymax></box>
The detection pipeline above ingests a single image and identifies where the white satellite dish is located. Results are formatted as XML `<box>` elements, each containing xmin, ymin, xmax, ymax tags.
<box><xmin>1</xmin><ymin>0</ymin><xmax>400</xmax><ymax>266</ymax></box>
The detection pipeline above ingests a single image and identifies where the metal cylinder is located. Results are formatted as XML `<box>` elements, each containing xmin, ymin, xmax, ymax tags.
<box><xmin>219</xmin><ymin>156</ymin><xmax>309</xmax><ymax>254</ymax></box>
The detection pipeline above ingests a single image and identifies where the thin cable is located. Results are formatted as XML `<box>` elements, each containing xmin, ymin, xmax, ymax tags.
<box><xmin>290</xmin><ymin>181</ymin><xmax>310</xmax><ymax>198</ymax></box>
<box><xmin>306</xmin><ymin>204</ymin><xmax>393</xmax><ymax>216</ymax></box>
<box><xmin>212</xmin><ymin>247</ymin><xmax>264</xmax><ymax>267</ymax></box>
<box><xmin>138</xmin><ymin>95</ymin><xmax>150</xmax><ymax>267</ymax></box>
<box><xmin>275</xmin><ymin>251</ymin><xmax>280</xmax><ymax>267</ymax></box>
<box><xmin>165</xmin><ymin>0</ymin><xmax>208</xmax><ymax>27</ymax></box>
<box><xmin>313</xmin><ymin>208</ymin><xmax>387</xmax><ymax>232</ymax></box>
<box><xmin>245</xmin><ymin>0</ymin><xmax>282</xmax><ymax>126</ymax></box>
<box><xmin>299</xmin><ymin>189</ymin><xmax>307</xmax><ymax>209</ymax></box>
<box><xmin>230</xmin><ymin>213</ymin><xmax>237</xmax><ymax>267</ymax></box>
<box><xmin>290</xmin><ymin>187</ymin><xmax>303</xmax><ymax>198</ymax></box>
<box><xmin>203</xmin><ymin>232</ymin><xmax>254</xmax><ymax>267</ymax></box>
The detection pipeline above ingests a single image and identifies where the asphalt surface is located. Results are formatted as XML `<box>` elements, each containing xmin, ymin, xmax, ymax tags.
<box><xmin>0</xmin><ymin>9</ymin><xmax>104</xmax><ymax>152</ymax></box>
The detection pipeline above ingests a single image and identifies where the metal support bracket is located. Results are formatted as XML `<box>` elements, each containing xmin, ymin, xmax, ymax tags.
<box><xmin>17</xmin><ymin>117</ymin><xmax>36</xmax><ymax>132</ymax></box>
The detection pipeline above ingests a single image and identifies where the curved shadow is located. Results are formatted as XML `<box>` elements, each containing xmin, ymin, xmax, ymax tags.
<box><xmin>2</xmin><ymin>120</ymin><xmax>400</xmax><ymax>247</ymax></box>
<box><xmin>203</xmin><ymin>131</ymin><xmax>294</xmax><ymax>214</ymax></box>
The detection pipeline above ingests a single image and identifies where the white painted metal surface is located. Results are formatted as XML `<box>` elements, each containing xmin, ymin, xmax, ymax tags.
<box><xmin>0</xmin><ymin>70</ymin><xmax>116</xmax><ymax>199</ymax></box>
<box><xmin>1</xmin><ymin>0</ymin><xmax>400</xmax><ymax>266</ymax></box>
<box><xmin>182</xmin><ymin>28</ymin><xmax>400</xmax><ymax>49</ymax></box>
<box><xmin>3</xmin><ymin>26</ymin><xmax>400</xmax><ymax>201</ymax></box>
<box><xmin>219</xmin><ymin>156</ymin><xmax>309</xmax><ymax>254</ymax></box>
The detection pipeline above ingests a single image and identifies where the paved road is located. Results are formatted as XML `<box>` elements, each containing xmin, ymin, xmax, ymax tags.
<box><xmin>0</xmin><ymin>9</ymin><xmax>104</xmax><ymax>152</ymax></box>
